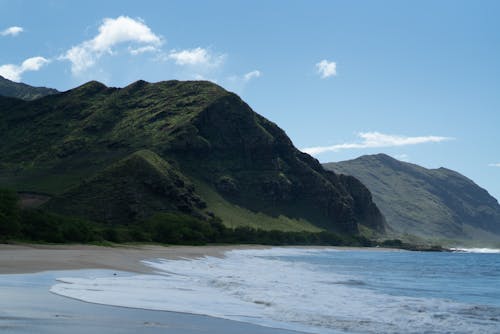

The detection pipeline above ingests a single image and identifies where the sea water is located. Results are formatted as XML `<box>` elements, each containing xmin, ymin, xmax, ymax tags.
<box><xmin>51</xmin><ymin>248</ymin><xmax>500</xmax><ymax>334</ymax></box>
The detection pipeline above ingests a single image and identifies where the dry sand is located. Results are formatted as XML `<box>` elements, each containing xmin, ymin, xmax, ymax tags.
<box><xmin>0</xmin><ymin>244</ymin><xmax>271</xmax><ymax>274</ymax></box>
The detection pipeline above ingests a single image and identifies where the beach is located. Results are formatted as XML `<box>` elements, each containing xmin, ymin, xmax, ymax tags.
<box><xmin>2</xmin><ymin>244</ymin><xmax>500</xmax><ymax>333</ymax></box>
<box><xmin>0</xmin><ymin>244</ymin><xmax>399</xmax><ymax>274</ymax></box>
<box><xmin>0</xmin><ymin>244</ymin><xmax>302</xmax><ymax>334</ymax></box>
<box><xmin>0</xmin><ymin>244</ymin><xmax>401</xmax><ymax>334</ymax></box>
<box><xmin>0</xmin><ymin>244</ymin><xmax>272</xmax><ymax>274</ymax></box>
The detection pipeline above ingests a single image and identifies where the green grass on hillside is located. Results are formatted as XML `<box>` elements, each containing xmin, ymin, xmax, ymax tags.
<box><xmin>192</xmin><ymin>178</ymin><xmax>323</xmax><ymax>232</ymax></box>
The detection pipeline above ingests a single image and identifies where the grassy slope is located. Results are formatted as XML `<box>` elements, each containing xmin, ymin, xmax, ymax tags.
<box><xmin>0</xmin><ymin>80</ymin><xmax>227</xmax><ymax>194</ymax></box>
<box><xmin>192</xmin><ymin>178</ymin><xmax>322</xmax><ymax>232</ymax></box>
<box><xmin>45</xmin><ymin>150</ymin><xmax>206</xmax><ymax>224</ymax></box>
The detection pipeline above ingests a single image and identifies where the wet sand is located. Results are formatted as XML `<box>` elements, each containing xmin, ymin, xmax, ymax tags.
<box><xmin>0</xmin><ymin>270</ymin><xmax>301</xmax><ymax>334</ymax></box>
<box><xmin>0</xmin><ymin>244</ymin><xmax>305</xmax><ymax>333</ymax></box>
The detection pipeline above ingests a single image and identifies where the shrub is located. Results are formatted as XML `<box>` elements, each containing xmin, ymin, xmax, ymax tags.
<box><xmin>0</xmin><ymin>188</ymin><xmax>21</xmax><ymax>238</ymax></box>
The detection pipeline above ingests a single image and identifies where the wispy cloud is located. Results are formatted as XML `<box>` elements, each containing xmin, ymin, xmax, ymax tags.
<box><xmin>316</xmin><ymin>59</ymin><xmax>336</xmax><ymax>78</ymax></box>
<box><xmin>128</xmin><ymin>45</ymin><xmax>158</xmax><ymax>56</ymax></box>
<box><xmin>0</xmin><ymin>56</ymin><xmax>50</xmax><ymax>82</ymax></box>
<box><xmin>223</xmin><ymin>70</ymin><xmax>262</xmax><ymax>93</ymax></box>
<box><xmin>243</xmin><ymin>70</ymin><xmax>261</xmax><ymax>82</ymax></box>
<box><xmin>168</xmin><ymin>47</ymin><xmax>225</xmax><ymax>68</ymax></box>
<box><xmin>302</xmin><ymin>132</ymin><xmax>454</xmax><ymax>156</ymax></box>
<box><xmin>489</xmin><ymin>163</ymin><xmax>500</xmax><ymax>167</ymax></box>
<box><xmin>1</xmin><ymin>26</ymin><xmax>23</xmax><ymax>37</ymax></box>
<box><xmin>60</xmin><ymin>16</ymin><xmax>162</xmax><ymax>75</ymax></box>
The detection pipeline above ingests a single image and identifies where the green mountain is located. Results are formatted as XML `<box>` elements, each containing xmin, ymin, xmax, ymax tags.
<box><xmin>324</xmin><ymin>154</ymin><xmax>500</xmax><ymax>243</ymax></box>
<box><xmin>0</xmin><ymin>79</ymin><xmax>385</xmax><ymax>235</ymax></box>
<box><xmin>0</xmin><ymin>75</ymin><xmax>58</xmax><ymax>101</ymax></box>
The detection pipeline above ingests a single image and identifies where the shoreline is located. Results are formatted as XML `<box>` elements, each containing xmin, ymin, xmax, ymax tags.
<box><xmin>0</xmin><ymin>244</ymin><xmax>352</xmax><ymax>334</ymax></box>
<box><xmin>0</xmin><ymin>270</ymin><xmax>304</xmax><ymax>334</ymax></box>
<box><xmin>0</xmin><ymin>243</ymin><xmax>403</xmax><ymax>275</ymax></box>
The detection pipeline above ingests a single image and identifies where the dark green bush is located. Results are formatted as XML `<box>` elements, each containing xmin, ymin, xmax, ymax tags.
<box><xmin>20</xmin><ymin>209</ymin><xmax>100</xmax><ymax>243</ymax></box>
<box><xmin>3</xmin><ymin>203</ymin><xmax>378</xmax><ymax>247</ymax></box>
<box><xmin>0</xmin><ymin>188</ymin><xmax>21</xmax><ymax>238</ymax></box>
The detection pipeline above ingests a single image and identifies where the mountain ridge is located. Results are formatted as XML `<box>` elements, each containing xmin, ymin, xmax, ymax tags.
<box><xmin>0</xmin><ymin>75</ymin><xmax>58</xmax><ymax>100</ymax></box>
<box><xmin>0</xmin><ymin>79</ymin><xmax>385</xmax><ymax>235</ymax></box>
<box><xmin>324</xmin><ymin>154</ymin><xmax>500</xmax><ymax>242</ymax></box>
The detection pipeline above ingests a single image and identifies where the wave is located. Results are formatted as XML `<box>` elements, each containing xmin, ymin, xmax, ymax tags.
<box><xmin>450</xmin><ymin>248</ymin><xmax>500</xmax><ymax>254</ymax></box>
<box><xmin>50</xmin><ymin>248</ymin><xmax>500</xmax><ymax>334</ymax></box>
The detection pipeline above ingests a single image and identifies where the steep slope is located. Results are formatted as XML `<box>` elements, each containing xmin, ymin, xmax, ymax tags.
<box><xmin>45</xmin><ymin>150</ymin><xmax>206</xmax><ymax>224</ymax></box>
<box><xmin>0</xmin><ymin>75</ymin><xmax>58</xmax><ymax>100</ymax></box>
<box><xmin>324</xmin><ymin>154</ymin><xmax>500</xmax><ymax>241</ymax></box>
<box><xmin>0</xmin><ymin>79</ymin><xmax>385</xmax><ymax>234</ymax></box>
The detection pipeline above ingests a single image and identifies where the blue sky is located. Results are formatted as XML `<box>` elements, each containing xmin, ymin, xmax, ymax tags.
<box><xmin>1</xmin><ymin>0</ymin><xmax>499</xmax><ymax>200</ymax></box>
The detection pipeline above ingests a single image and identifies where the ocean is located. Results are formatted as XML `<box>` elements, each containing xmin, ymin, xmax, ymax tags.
<box><xmin>50</xmin><ymin>248</ymin><xmax>500</xmax><ymax>334</ymax></box>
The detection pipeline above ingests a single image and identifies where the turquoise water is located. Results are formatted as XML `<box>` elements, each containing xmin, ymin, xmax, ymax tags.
<box><xmin>51</xmin><ymin>248</ymin><xmax>500</xmax><ymax>334</ymax></box>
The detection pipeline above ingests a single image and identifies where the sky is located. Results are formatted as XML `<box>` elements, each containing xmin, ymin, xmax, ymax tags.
<box><xmin>1</xmin><ymin>0</ymin><xmax>499</xmax><ymax>200</ymax></box>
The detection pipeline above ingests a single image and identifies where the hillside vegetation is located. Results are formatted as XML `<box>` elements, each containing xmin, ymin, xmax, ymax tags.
<box><xmin>0</xmin><ymin>75</ymin><xmax>58</xmax><ymax>101</ymax></box>
<box><xmin>0</xmin><ymin>79</ymin><xmax>385</xmax><ymax>241</ymax></box>
<box><xmin>325</xmin><ymin>154</ymin><xmax>500</xmax><ymax>244</ymax></box>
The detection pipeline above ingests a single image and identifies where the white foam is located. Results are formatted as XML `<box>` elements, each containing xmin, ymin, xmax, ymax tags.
<box><xmin>450</xmin><ymin>248</ymin><xmax>500</xmax><ymax>254</ymax></box>
<box><xmin>51</xmin><ymin>248</ymin><xmax>500</xmax><ymax>334</ymax></box>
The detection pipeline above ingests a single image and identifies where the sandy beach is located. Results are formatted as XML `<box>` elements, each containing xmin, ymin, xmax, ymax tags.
<box><xmin>0</xmin><ymin>243</ymin><xmax>400</xmax><ymax>275</ymax></box>
<box><xmin>0</xmin><ymin>244</ymin><xmax>305</xmax><ymax>334</ymax></box>
<box><xmin>0</xmin><ymin>244</ymin><xmax>272</xmax><ymax>274</ymax></box>
<box><xmin>0</xmin><ymin>244</ymin><xmax>402</xmax><ymax>334</ymax></box>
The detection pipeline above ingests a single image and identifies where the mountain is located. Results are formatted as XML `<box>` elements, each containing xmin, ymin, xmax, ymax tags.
<box><xmin>324</xmin><ymin>154</ymin><xmax>500</xmax><ymax>242</ymax></box>
<box><xmin>0</xmin><ymin>79</ymin><xmax>385</xmax><ymax>235</ymax></box>
<box><xmin>0</xmin><ymin>75</ymin><xmax>58</xmax><ymax>100</ymax></box>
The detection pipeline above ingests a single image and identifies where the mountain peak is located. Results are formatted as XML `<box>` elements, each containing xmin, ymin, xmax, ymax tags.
<box><xmin>72</xmin><ymin>80</ymin><xmax>108</xmax><ymax>93</ymax></box>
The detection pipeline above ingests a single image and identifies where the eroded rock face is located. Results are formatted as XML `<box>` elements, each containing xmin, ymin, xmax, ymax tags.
<box><xmin>171</xmin><ymin>93</ymin><xmax>385</xmax><ymax>234</ymax></box>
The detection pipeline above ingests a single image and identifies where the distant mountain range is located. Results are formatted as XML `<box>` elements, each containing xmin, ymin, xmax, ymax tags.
<box><xmin>0</xmin><ymin>75</ymin><xmax>58</xmax><ymax>100</ymax></box>
<box><xmin>0</xmin><ymin>79</ymin><xmax>384</xmax><ymax>235</ymax></box>
<box><xmin>325</xmin><ymin>154</ymin><xmax>500</xmax><ymax>243</ymax></box>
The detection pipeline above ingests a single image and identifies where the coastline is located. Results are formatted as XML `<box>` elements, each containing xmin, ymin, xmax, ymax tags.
<box><xmin>0</xmin><ymin>243</ymin><xmax>403</xmax><ymax>275</ymax></box>
<box><xmin>2</xmin><ymin>244</ymin><xmax>497</xmax><ymax>333</ymax></box>
<box><xmin>0</xmin><ymin>270</ymin><xmax>303</xmax><ymax>334</ymax></box>
<box><xmin>0</xmin><ymin>244</ymin><xmax>356</xmax><ymax>334</ymax></box>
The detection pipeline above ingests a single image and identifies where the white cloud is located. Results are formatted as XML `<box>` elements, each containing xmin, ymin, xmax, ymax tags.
<box><xmin>168</xmin><ymin>47</ymin><xmax>224</xmax><ymax>67</ymax></box>
<box><xmin>1</xmin><ymin>26</ymin><xmax>23</xmax><ymax>37</ymax></box>
<box><xmin>243</xmin><ymin>70</ymin><xmax>261</xmax><ymax>82</ymax></box>
<box><xmin>0</xmin><ymin>56</ymin><xmax>50</xmax><ymax>82</ymax></box>
<box><xmin>60</xmin><ymin>16</ymin><xmax>162</xmax><ymax>75</ymax></box>
<box><xmin>223</xmin><ymin>70</ymin><xmax>261</xmax><ymax>93</ymax></box>
<box><xmin>129</xmin><ymin>45</ymin><xmax>158</xmax><ymax>55</ymax></box>
<box><xmin>316</xmin><ymin>59</ymin><xmax>336</xmax><ymax>78</ymax></box>
<box><xmin>489</xmin><ymin>163</ymin><xmax>500</xmax><ymax>167</ymax></box>
<box><xmin>302</xmin><ymin>132</ymin><xmax>454</xmax><ymax>156</ymax></box>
